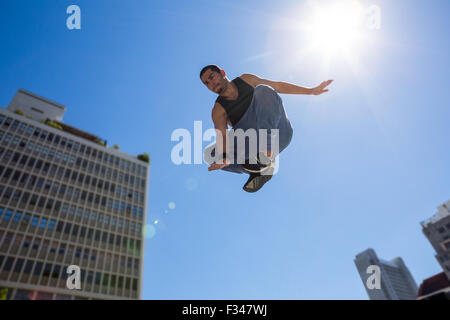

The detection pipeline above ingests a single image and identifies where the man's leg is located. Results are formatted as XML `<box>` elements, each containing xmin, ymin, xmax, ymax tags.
<box><xmin>204</xmin><ymin>143</ymin><xmax>246</xmax><ymax>174</ymax></box>
<box><xmin>252</xmin><ymin>84</ymin><xmax>293</xmax><ymax>160</ymax></box>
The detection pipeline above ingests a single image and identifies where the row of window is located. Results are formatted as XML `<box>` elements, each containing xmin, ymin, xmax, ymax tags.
<box><xmin>2</xmin><ymin>288</ymin><xmax>83</xmax><ymax>300</ymax></box>
<box><xmin>0</xmin><ymin>114</ymin><xmax>147</xmax><ymax>176</ymax></box>
<box><xmin>0</xmin><ymin>256</ymin><xmax>139</xmax><ymax>292</ymax></box>
<box><xmin>0</xmin><ymin>184</ymin><xmax>144</xmax><ymax>223</ymax></box>
<box><xmin>0</xmin><ymin>138</ymin><xmax>146</xmax><ymax>190</ymax></box>
<box><xmin>0</xmin><ymin>288</ymin><xmax>77</xmax><ymax>300</ymax></box>
<box><xmin>0</xmin><ymin>164</ymin><xmax>145</xmax><ymax>206</ymax></box>
<box><xmin>437</xmin><ymin>223</ymin><xmax>450</xmax><ymax>234</ymax></box>
<box><xmin>0</xmin><ymin>207</ymin><xmax>143</xmax><ymax>238</ymax></box>
<box><xmin>0</xmin><ymin>230</ymin><xmax>140</xmax><ymax>269</ymax></box>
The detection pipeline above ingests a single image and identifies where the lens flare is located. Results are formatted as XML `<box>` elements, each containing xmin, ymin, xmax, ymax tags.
<box><xmin>168</xmin><ymin>202</ymin><xmax>176</xmax><ymax>210</ymax></box>
<box><xmin>142</xmin><ymin>224</ymin><xmax>156</xmax><ymax>239</ymax></box>
<box><xmin>185</xmin><ymin>178</ymin><xmax>199</xmax><ymax>191</ymax></box>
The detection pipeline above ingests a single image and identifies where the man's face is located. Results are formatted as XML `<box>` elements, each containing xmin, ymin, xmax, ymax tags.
<box><xmin>201</xmin><ymin>69</ymin><xmax>226</xmax><ymax>94</ymax></box>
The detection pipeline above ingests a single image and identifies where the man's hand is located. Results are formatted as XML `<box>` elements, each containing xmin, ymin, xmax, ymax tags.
<box><xmin>311</xmin><ymin>80</ymin><xmax>334</xmax><ymax>95</ymax></box>
<box><xmin>208</xmin><ymin>158</ymin><xmax>230</xmax><ymax>171</ymax></box>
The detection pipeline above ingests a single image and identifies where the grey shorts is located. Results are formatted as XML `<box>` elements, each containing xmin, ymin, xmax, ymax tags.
<box><xmin>204</xmin><ymin>84</ymin><xmax>293</xmax><ymax>174</ymax></box>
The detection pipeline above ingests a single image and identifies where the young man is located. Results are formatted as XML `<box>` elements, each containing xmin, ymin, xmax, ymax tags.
<box><xmin>200</xmin><ymin>65</ymin><xmax>333</xmax><ymax>193</ymax></box>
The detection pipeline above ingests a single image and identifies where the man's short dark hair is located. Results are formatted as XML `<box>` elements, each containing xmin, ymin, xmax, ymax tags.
<box><xmin>200</xmin><ymin>65</ymin><xmax>221</xmax><ymax>78</ymax></box>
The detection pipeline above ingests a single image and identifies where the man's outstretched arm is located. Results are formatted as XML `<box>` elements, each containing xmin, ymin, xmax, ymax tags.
<box><xmin>240</xmin><ymin>73</ymin><xmax>333</xmax><ymax>95</ymax></box>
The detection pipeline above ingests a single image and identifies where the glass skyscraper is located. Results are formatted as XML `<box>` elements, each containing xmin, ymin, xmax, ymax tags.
<box><xmin>354</xmin><ymin>248</ymin><xmax>418</xmax><ymax>300</ymax></box>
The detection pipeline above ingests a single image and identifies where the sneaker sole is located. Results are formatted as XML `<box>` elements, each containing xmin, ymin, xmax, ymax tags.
<box><xmin>243</xmin><ymin>173</ymin><xmax>273</xmax><ymax>193</ymax></box>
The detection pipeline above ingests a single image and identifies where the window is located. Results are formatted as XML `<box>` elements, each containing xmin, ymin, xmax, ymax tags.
<box><xmin>39</xmin><ymin>218</ymin><xmax>48</xmax><ymax>229</ymax></box>
<box><xmin>102</xmin><ymin>274</ymin><xmax>109</xmax><ymax>287</ymax></box>
<box><xmin>80</xmin><ymin>227</ymin><xmax>86</xmax><ymax>237</ymax></box>
<box><xmin>24</xmin><ymin>260</ymin><xmax>34</xmax><ymax>274</ymax></box>
<box><xmin>64</xmin><ymin>223</ymin><xmax>72</xmax><ymax>235</ymax></box>
<box><xmin>20</xmin><ymin>173</ymin><xmax>29</xmax><ymax>184</ymax></box>
<box><xmin>4</xmin><ymin>209</ymin><xmax>13</xmax><ymax>221</ymax></box>
<box><xmin>3</xmin><ymin>168</ymin><xmax>13</xmax><ymax>179</ymax></box>
<box><xmin>58</xmin><ymin>243</ymin><xmax>66</xmax><ymax>255</ymax></box>
<box><xmin>31</xmin><ymin>216</ymin><xmax>39</xmax><ymax>227</ymax></box>
<box><xmin>52</xmin><ymin>265</ymin><xmax>60</xmax><ymax>278</ymax></box>
<box><xmin>3</xmin><ymin>257</ymin><xmax>15</xmax><ymax>271</ymax></box>
<box><xmin>56</xmin><ymin>221</ymin><xmax>64</xmax><ymax>233</ymax></box>
<box><xmin>42</xmin><ymin>263</ymin><xmax>52</xmax><ymax>277</ymax></box>
<box><xmin>14</xmin><ymin>259</ymin><xmax>25</xmax><ymax>273</ymax></box>
<box><xmin>23</xmin><ymin>213</ymin><xmax>31</xmax><ymax>224</ymax></box>
<box><xmin>3</xmin><ymin>188</ymin><xmax>13</xmax><ymax>200</ymax></box>
<box><xmin>95</xmin><ymin>272</ymin><xmax>101</xmax><ymax>285</ymax></box>
<box><xmin>13</xmin><ymin>211</ymin><xmax>23</xmax><ymax>222</ymax></box>
<box><xmin>87</xmin><ymin>271</ymin><xmax>94</xmax><ymax>284</ymax></box>
<box><xmin>48</xmin><ymin>220</ymin><xmax>56</xmax><ymax>230</ymax></box>
<box><xmin>33</xmin><ymin>262</ymin><xmax>43</xmax><ymax>276</ymax></box>
<box><xmin>37</xmin><ymin>196</ymin><xmax>46</xmax><ymax>208</ymax></box>
<box><xmin>12</xmin><ymin>190</ymin><xmax>21</xmax><ymax>201</ymax></box>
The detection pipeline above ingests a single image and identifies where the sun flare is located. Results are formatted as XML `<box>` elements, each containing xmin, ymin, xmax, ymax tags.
<box><xmin>304</xmin><ymin>1</ymin><xmax>366</xmax><ymax>57</ymax></box>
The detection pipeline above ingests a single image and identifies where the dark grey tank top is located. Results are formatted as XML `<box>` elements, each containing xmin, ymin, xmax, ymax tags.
<box><xmin>216</xmin><ymin>77</ymin><xmax>254</xmax><ymax>126</ymax></box>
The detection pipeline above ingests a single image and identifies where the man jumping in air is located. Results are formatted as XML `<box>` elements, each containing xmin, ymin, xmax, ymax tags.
<box><xmin>201</xmin><ymin>65</ymin><xmax>333</xmax><ymax>193</ymax></box>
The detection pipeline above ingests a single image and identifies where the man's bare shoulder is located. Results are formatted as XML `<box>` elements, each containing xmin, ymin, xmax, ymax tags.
<box><xmin>211</xmin><ymin>102</ymin><xmax>226</xmax><ymax>117</ymax></box>
<box><xmin>239</xmin><ymin>73</ymin><xmax>260</xmax><ymax>87</ymax></box>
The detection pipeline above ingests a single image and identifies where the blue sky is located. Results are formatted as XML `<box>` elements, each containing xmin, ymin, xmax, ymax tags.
<box><xmin>1</xmin><ymin>0</ymin><xmax>449</xmax><ymax>299</ymax></box>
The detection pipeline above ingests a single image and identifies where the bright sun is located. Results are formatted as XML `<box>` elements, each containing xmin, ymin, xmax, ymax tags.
<box><xmin>303</xmin><ymin>0</ymin><xmax>366</xmax><ymax>57</ymax></box>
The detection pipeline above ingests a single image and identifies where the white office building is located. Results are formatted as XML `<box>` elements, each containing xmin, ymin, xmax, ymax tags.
<box><xmin>0</xmin><ymin>89</ymin><xmax>150</xmax><ymax>299</ymax></box>
<box><xmin>421</xmin><ymin>200</ymin><xmax>450</xmax><ymax>281</ymax></box>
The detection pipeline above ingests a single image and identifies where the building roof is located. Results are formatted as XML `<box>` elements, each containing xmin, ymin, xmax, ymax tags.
<box><xmin>421</xmin><ymin>201</ymin><xmax>450</xmax><ymax>228</ymax></box>
<box><xmin>417</xmin><ymin>272</ymin><xmax>450</xmax><ymax>299</ymax></box>
<box><xmin>18</xmin><ymin>88</ymin><xmax>66</xmax><ymax>110</ymax></box>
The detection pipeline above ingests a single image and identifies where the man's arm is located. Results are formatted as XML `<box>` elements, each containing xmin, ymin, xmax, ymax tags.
<box><xmin>240</xmin><ymin>73</ymin><xmax>333</xmax><ymax>95</ymax></box>
<box><xmin>209</xmin><ymin>103</ymin><xmax>230</xmax><ymax>171</ymax></box>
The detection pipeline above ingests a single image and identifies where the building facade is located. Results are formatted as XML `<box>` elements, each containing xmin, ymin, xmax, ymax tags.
<box><xmin>0</xmin><ymin>89</ymin><xmax>150</xmax><ymax>300</ymax></box>
<box><xmin>354</xmin><ymin>248</ymin><xmax>418</xmax><ymax>300</ymax></box>
<box><xmin>421</xmin><ymin>200</ymin><xmax>450</xmax><ymax>281</ymax></box>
